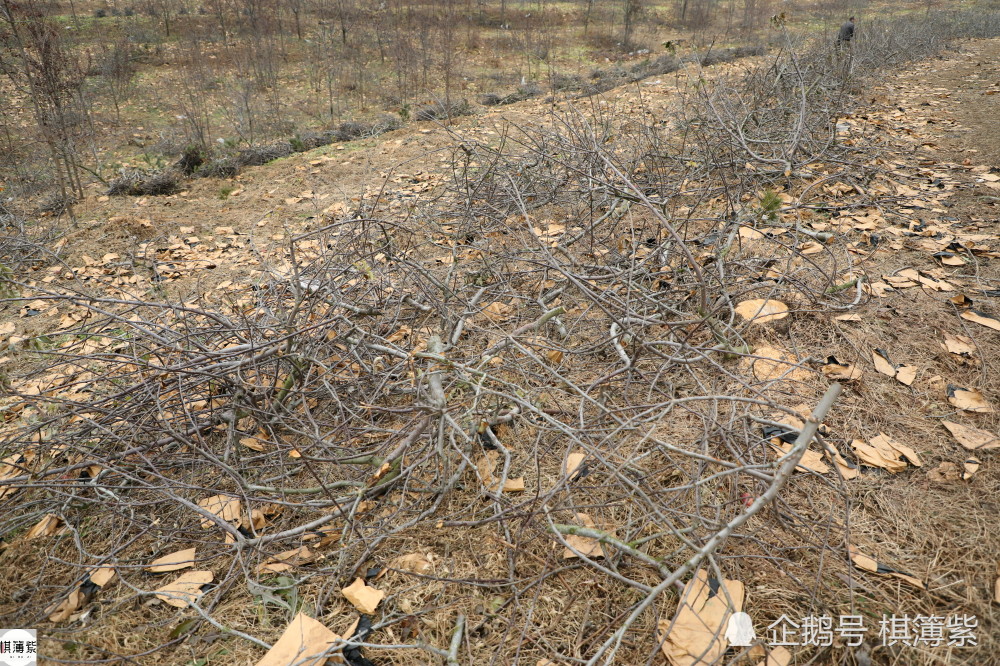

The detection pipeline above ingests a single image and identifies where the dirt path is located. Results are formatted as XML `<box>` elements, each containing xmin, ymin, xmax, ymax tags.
<box><xmin>889</xmin><ymin>38</ymin><xmax>1000</xmax><ymax>167</ymax></box>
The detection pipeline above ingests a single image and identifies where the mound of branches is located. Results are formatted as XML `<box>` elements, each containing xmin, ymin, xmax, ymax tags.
<box><xmin>106</xmin><ymin>168</ymin><xmax>182</xmax><ymax>196</ymax></box>
<box><xmin>414</xmin><ymin>99</ymin><xmax>474</xmax><ymax>121</ymax></box>
<box><xmin>235</xmin><ymin>141</ymin><xmax>294</xmax><ymax>167</ymax></box>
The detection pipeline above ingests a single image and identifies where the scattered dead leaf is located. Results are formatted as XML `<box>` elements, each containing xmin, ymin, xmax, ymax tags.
<box><xmin>942</xmin><ymin>333</ymin><xmax>976</xmax><ymax>357</ymax></box>
<box><xmin>341</xmin><ymin>577</ymin><xmax>384</xmax><ymax>614</ymax></box>
<box><xmin>25</xmin><ymin>514</ymin><xmax>63</xmax><ymax>540</ymax></box>
<box><xmin>154</xmin><ymin>570</ymin><xmax>214</xmax><ymax>608</ymax></box>
<box><xmin>258</xmin><ymin>546</ymin><xmax>315</xmax><ymax>574</ymax></box>
<box><xmin>657</xmin><ymin>570</ymin><xmax>744</xmax><ymax>666</ymax></box>
<box><xmin>562</xmin><ymin>513</ymin><xmax>606</xmax><ymax>559</ymax></box>
<box><xmin>961</xmin><ymin>309</ymin><xmax>1000</xmax><ymax>331</ymax></box>
<box><xmin>735</xmin><ymin>299</ymin><xmax>789</xmax><ymax>324</ymax></box>
<box><xmin>821</xmin><ymin>357</ymin><xmax>863</xmax><ymax>381</ymax></box>
<box><xmin>928</xmin><ymin>461</ymin><xmax>960</xmax><ymax>482</ymax></box>
<box><xmin>750</xmin><ymin>346</ymin><xmax>811</xmax><ymax>382</ymax></box>
<box><xmin>565</xmin><ymin>452</ymin><xmax>586</xmax><ymax>480</ymax></box>
<box><xmin>147</xmin><ymin>547</ymin><xmax>197</xmax><ymax>573</ymax></box>
<box><xmin>197</xmin><ymin>495</ymin><xmax>241</xmax><ymax>528</ymax></box>
<box><xmin>255</xmin><ymin>612</ymin><xmax>341</xmax><ymax>666</ymax></box>
<box><xmin>390</xmin><ymin>553</ymin><xmax>433</xmax><ymax>575</ymax></box>
<box><xmin>848</xmin><ymin>545</ymin><xmax>926</xmax><ymax>589</ymax></box>
<box><xmin>947</xmin><ymin>385</ymin><xmax>994</xmax><ymax>413</ymax></box>
<box><xmin>962</xmin><ymin>457</ymin><xmax>981</xmax><ymax>480</ymax></box>
<box><xmin>942</xmin><ymin>420</ymin><xmax>1000</xmax><ymax>450</ymax></box>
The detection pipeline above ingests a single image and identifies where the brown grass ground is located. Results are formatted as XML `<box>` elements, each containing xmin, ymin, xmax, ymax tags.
<box><xmin>2</xmin><ymin>36</ymin><xmax>1000</xmax><ymax>666</ymax></box>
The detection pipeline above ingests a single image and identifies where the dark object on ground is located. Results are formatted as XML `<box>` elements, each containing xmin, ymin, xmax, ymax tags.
<box><xmin>174</xmin><ymin>146</ymin><xmax>204</xmax><ymax>175</ymax></box>
<box><xmin>838</xmin><ymin>17</ymin><xmax>856</xmax><ymax>44</ymax></box>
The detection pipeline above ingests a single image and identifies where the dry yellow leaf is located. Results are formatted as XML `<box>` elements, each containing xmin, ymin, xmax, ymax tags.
<box><xmin>735</xmin><ymin>299</ymin><xmax>789</xmax><ymax>324</ymax></box>
<box><xmin>850</xmin><ymin>438</ymin><xmax>907</xmax><ymax>473</ymax></box>
<box><xmin>942</xmin><ymin>333</ymin><xmax>976</xmax><ymax>356</ymax></box>
<box><xmin>258</xmin><ymin>546</ymin><xmax>315</xmax><ymax>574</ymax></box>
<box><xmin>503</xmin><ymin>477</ymin><xmax>526</xmax><ymax>492</ymax></box>
<box><xmin>47</xmin><ymin>586</ymin><xmax>85</xmax><ymax>623</ymax></box>
<box><xmin>390</xmin><ymin>553</ymin><xmax>433</xmax><ymax>575</ymax></box>
<box><xmin>871</xmin><ymin>432</ymin><xmax>922</xmax><ymax>467</ymax></box>
<box><xmin>770</xmin><ymin>441</ymin><xmax>830</xmax><ymax>474</ymax></box>
<box><xmin>821</xmin><ymin>361</ymin><xmax>862</xmax><ymax>381</ymax></box>
<box><xmin>942</xmin><ymin>421</ymin><xmax>1000</xmax><ymax>450</ymax></box>
<box><xmin>834</xmin><ymin>313</ymin><xmax>862</xmax><ymax>322</ymax></box>
<box><xmin>25</xmin><ymin>514</ymin><xmax>63</xmax><ymax>540</ymax></box>
<box><xmin>147</xmin><ymin>547</ymin><xmax>197</xmax><ymax>573</ymax></box>
<box><xmin>255</xmin><ymin>612</ymin><xmax>341</xmax><ymax>666</ymax></box>
<box><xmin>848</xmin><ymin>545</ymin><xmax>925</xmax><ymax>589</ymax></box>
<box><xmin>657</xmin><ymin>570</ymin><xmax>744</xmax><ymax>666</ymax></box>
<box><xmin>947</xmin><ymin>385</ymin><xmax>995</xmax><ymax>413</ymax></box>
<box><xmin>240</xmin><ymin>437</ymin><xmax>266</xmax><ymax>451</ymax></box>
<box><xmin>197</xmin><ymin>495</ymin><xmax>241</xmax><ymax>528</ymax></box>
<box><xmin>565</xmin><ymin>452</ymin><xmax>586</xmax><ymax>479</ymax></box>
<box><xmin>546</xmin><ymin>349</ymin><xmax>564</xmax><ymax>364</ymax></box>
<box><xmin>756</xmin><ymin>645</ymin><xmax>793</xmax><ymax>666</ymax></box>
<box><xmin>89</xmin><ymin>567</ymin><xmax>116</xmax><ymax>587</ymax></box>
<box><xmin>480</xmin><ymin>301</ymin><xmax>514</xmax><ymax>321</ymax></box>
<box><xmin>894</xmin><ymin>365</ymin><xmax>917</xmax><ymax>386</ymax></box>
<box><xmin>961</xmin><ymin>309</ymin><xmax>1000</xmax><ymax>331</ymax></box>
<box><xmin>963</xmin><ymin>457</ymin><xmax>981</xmax><ymax>480</ymax></box>
<box><xmin>341</xmin><ymin>578</ymin><xmax>384</xmax><ymax>614</ymax></box>
<box><xmin>562</xmin><ymin>513</ymin><xmax>606</xmax><ymax>559</ymax></box>
<box><xmin>154</xmin><ymin>570</ymin><xmax>214</xmax><ymax>608</ymax></box>
<box><xmin>928</xmin><ymin>461</ymin><xmax>960</xmax><ymax>482</ymax></box>
<box><xmin>872</xmin><ymin>350</ymin><xmax>896</xmax><ymax>377</ymax></box>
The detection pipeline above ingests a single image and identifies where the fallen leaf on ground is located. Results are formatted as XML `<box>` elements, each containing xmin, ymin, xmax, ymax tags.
<box><xmin>657</xmin><ymin>570</ymin><xmax>744</xmax><ymax>666</ymax></box>
<box><xmin>850</xmin><ymin>435</ymin><xmax>909</xmax><ymax>473</ymax></box>
<box><xmin>870</xmin><ymin>349</ymin><xmax>915</xmax><ymax>384</ymax></box>
<box><xmin>961</xmin><ymin>309</ymin><xmax>1000</xmax><ymax>331</ymax></box>
<box><xmin>562</xmin><ymin>513</ymin><xmax>606</xmax><ymax>559</ymax></box>
<box><xmin>565</xmin><ymin>452</ymin><xmax>587</xmax><ymax>480</ymax></box>
<box><xmin>947</xmin><ymin>385</ymin><xmax>995</xmax><ymax>413</ymax></box>
<box><xmin>928</xmin><ymin>462</ymin><xmax>960</xmax><ymax>482</ymax></box>
<box><xmin>25</xmin><ymin>514</ymin><xmax>63</xmax><ymax>539</ymax></box>
<box><xmin>258</xmin><ymin>546</ymin><xmax>315</xmax><ymax>574</ymax></box>
<box><xmin>756</xmin><ymin>645</ymin><xmax>792</xmax><ymax>666</ymax></box>
<box><xmin>870</xmin><ymin>432</ymin><xmax>922</xmax><ymax>467</ymax></box>
<box><xmin>255</xmin><ymin>612</ymin><xmax>341</xmax><ymax>666</ymax></box>
<box><xmin>942</xmin><ymin>333</ymin><xmax>976</xmax><ymax>357</ymax></box>
<box><xmin>942</xmin><ymin>421</ymin><xmax>1000</xmax><ymax>450</ymax></box>
<box><xmin>503</xmin><ymin>477</ymin><xmax>526</xmax><ymax>492</ymax></box>
<box><xmin>89</xmin><ymin>567</ymin><xmax>116</xmax><ymax>587</ymax></box>
<box><xmin>147</xmin><ymin>547</ymin><xmax>197</xmax><ymax>573</ymax></box>
<box><xmin>47</xmin><ymin>586</ymin><xmax>86</xmax><ymax>623</ymax></box>
<box><xmin>341</xmin><ymin>577</ymin><xmax>384</xmax><ymax>614</ymax></box>
<box><xmin>848</xmin><ymin>545</ymin><xmax>926</xmax><ymax>589</ymax></box>
<box><xmin>197</xmin><ymin>495</ymin><xmax>241</xmax><ymax>528</ymax></box>
<box><xmin>735</xmin><ymin>299</ymin><xmax>789</xmax><ymax>324</ymax></box>
<box><xmin>963</xmin><ymin>457</ymin><xmax>981</xmax><ymax>480</ymax></box>
<box><xmin>390</xmin><ymin>553</ymin><xmax>433</xmax><ymax>575</ymax></box>
<box><xmin>154</xmin><ymin>570</ymin><xmax>214</xmax><ymax>608</ymax></box>
<box><xmin>770</xmin><ymin>440</ymin><xmax>830</xmax><ymax>474</ymax></box>
<box><xmin>821</xmin><ymin>356</ymin><xmax>863</xmax><ymax>381</ymax></box>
